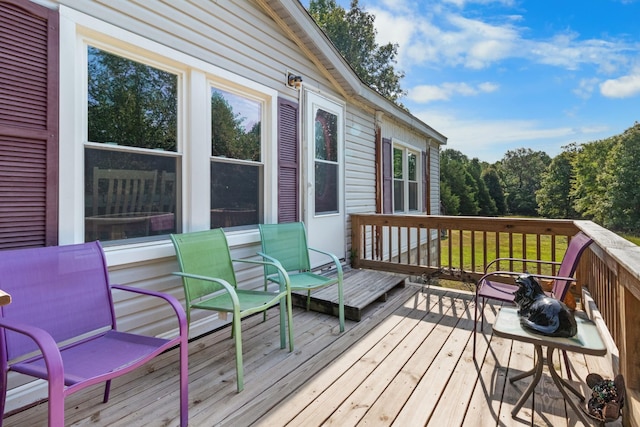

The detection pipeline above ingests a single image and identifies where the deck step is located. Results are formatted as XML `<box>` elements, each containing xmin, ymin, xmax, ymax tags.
<box><xmin>292</xmin><ymin>268</ymin><xmax>407</xmax><ymax>321</ymax></box>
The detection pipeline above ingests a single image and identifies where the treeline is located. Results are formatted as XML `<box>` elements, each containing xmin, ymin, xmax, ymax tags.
<box><xmin>440</xmin><ymin>122</ymin><xmax>640</xmax><ymax>233</ymax></box>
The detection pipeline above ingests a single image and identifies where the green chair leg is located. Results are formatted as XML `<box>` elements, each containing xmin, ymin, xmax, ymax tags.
<box><xmin>232</xmin><ymin>314</ymin><xmax>244</xmax><ymax>393</ymax></box>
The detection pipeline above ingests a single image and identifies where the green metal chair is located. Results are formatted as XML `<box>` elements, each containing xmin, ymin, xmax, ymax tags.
<box><xmin>170</xmin><ymin>228</ymin><xmax>293</xmax><ymax>392</ymax></box>
<box><xmin>258</xmin><ymin>222</ymin><xmax>345</xmax><ymax>332</ymax></box>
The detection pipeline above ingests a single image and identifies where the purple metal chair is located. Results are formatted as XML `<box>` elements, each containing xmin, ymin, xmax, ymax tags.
<box><xmin>0</xmin><ymin>242</ymin><xmax>188</xmax><ymax>427</ymax></box>
<box><xmin>473</xmin><ymin>232</ymin><xmax>593</xmax><ymax>370</ymax></box>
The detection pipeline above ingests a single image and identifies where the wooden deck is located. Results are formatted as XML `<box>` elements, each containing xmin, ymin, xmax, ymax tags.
<box><xmin>291</xmin><ymin>268</ymin><xmax>407</xmax><ymax>321</ymax></box>
<box><xmin>3</xmin><ymin>283</ymin><xmax>619</xmax><ymax>427</ymax></box>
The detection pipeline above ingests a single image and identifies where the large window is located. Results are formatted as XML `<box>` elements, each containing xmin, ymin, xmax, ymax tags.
<box><xmin>84</xmin><ymin>46</ymin><xmax>179</xmax><ymax>243</ymax></box>
<box><xmin>210</xmin><ymin>88</ymin><xmax>263</xmax><ymax>229</ymax></box>
<box><xmin>393</xmin><ymin>146</ymin><xmax>419</xmax><ymax>213</ymax></box>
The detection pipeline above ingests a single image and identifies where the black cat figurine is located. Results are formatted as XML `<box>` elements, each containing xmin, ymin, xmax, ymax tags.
<box><xmin>513</xmin><ymin>274</ymin><xmax>577</xmax><ymax>337</ymax></box>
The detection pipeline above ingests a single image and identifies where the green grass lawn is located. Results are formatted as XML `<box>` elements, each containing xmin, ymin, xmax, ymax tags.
<box><xmin>621</xmin><ymin>233</ymin><xmax>640</xmax><ymax>246</ymax></box>
<box><xmin>435</xmin><ymin>229</ymin><xmax>639</xmax><ymax>291</ymax></box>
<box><xmin>439</xmin><ymin>231</ymin><xmax>568</xmax><ymax>274</ymax></box>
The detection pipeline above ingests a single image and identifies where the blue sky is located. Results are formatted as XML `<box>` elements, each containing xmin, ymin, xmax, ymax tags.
<box><xmin>310</xmin><ymin>0</ymin><xmax>640</xmax><ymax>163</ymax></box>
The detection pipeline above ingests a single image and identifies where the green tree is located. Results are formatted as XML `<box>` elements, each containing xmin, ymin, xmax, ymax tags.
<box><xmin>536</xmin><ymin>148</ymin><xmax>578</xmax><ymax>219</ymax></box>
<box><xmin>439</xmin><ymin>181</ymin><xmax>459</xmax><ymax>215</ymax></box>
<box><xmin>210</xmin><ymin>91</ymin><xmax>260</xmax><ymax>161</ymax></box>
<box><xmin>482</xmin><ymin>167</ymin><xmax>506</xmax><ymax>215</ymax></box>
<box><xmin>571</xmin><ymin>138</ymin><xmax>614</xmax><ymax>224</ymax></box>
<box><xmin>461</xmin><ymin>169</ymin><xmax>480</xmax><ymax>215</ymax></box>
<box><xmin>498</xmin><ymin>148</ymin><xmax>551</xmax><ymax>216</ymax></box>
<box><xmin>468</xmin><ymin>158</ymin><xmax>497</xmax><ymax>216</ymax></box>
<box><xmin>308</xmin><ymin>0</ymin><xmax>406</xmax><ymax>103</ymax></box>
<box><xmin>440</xmin><ymin>149</ymin><xmax>478</xmax><ymax>215</ymax></box>
<box><xmin>87</xmin><ymin>46</ymin><xmax>177</xmax><ymax>151</ymax></box>
<box><xmin>601</xmin><ymin>122</ymin><xmax>640</xmax><ymax>231</ymax></box>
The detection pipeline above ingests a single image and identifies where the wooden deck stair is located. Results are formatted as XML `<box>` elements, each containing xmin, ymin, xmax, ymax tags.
<box><xmin>291</xmin><ymin>268</ymin><xmax>407</xmax><ymax>321</ymax></box>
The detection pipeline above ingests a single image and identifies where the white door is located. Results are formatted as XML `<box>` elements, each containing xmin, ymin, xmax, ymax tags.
<box><xmin>303</xmin><ymin>90</ymin><xmax>345</xmax><ymax>265</ymax></box>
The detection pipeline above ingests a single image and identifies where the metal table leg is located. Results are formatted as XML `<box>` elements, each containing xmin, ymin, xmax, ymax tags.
<box><xmin>546</xmin><ymin>346</ymin><xmax>593</xmax><ymax>425</ymax></box>
<box><xmin>511</xmin><ymin>344</ymin><xmax>544</xmax><ymax>417</ymax></box>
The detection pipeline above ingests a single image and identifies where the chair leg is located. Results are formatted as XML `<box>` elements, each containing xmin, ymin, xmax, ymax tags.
<box><xmin>473</xmin><ymin>295</ymin><xmax>479</xmax><ymax>361</ymax></box>
<box><xmin>47</xmin><ymin>374</ymin><xmax>65</xmax><ymax>427</ymax></box>
<box><xmin>286</xmin><ymin>293</ymin><xmax>294</xmax><ymax>352</ymax></box>
<box><xmin>337</xmin><ymin>279</ymin><xmax>345</xmax><ymax>333</ymax></box>
<box><xmin>279</xmin><ymin>298</ymin><xmax>286</xmax><ymax>349</ymax></box>
<box><xmin>103</xmin><ymin>379</ymin><xmax>111</xmax><ymax>403</ymax></box>
<box><xmin>232</xmin><ymin>312</ymin><xmax>244</xmax><ymax>393</ymax></box>
<box><xmin>0</xmin><ymin>371</ymin><xmax>7</xmax><ymax>427</ymax></box>
<box><xmin>179</xmin><ymin>328</ymin><xmax>189</xmax><ymax>427</ymax></box>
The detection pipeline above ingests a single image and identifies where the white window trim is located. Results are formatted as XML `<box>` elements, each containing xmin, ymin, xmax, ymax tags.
<box><xmin>58</xmin><ymin>6</ymin><xmax>278</xmax><ymax>265</ymax></box>
<box><xmin>392</xmin><ymin>140</ymin><xmax>421</xmax><ymax>214</ymax></box>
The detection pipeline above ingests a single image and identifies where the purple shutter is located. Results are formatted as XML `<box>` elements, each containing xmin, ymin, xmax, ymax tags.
<box><xmin>0</xmin><ymin>0</ymin><xmax>59</xmax><ymax>250</ymax></box>
<box><xmin>382</xmin><ymin>137</ymin><xmax>392</xmax><ymax>214</ymax></box>
<box><xmin>422</xmin><ymin>149</ymin><xmax>429</xmax><ymax>214</ymax></box>
<box><xmin>277</xmin><ymin>97</ymin><xmax>299</xmax><ymax>223</ymax></box>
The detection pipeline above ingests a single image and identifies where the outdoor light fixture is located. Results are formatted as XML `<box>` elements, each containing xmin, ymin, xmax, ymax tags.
<box><xmin>287</xmin><ymin>73</ymin><xmax>303</xmax><ymax>89</ymax></box>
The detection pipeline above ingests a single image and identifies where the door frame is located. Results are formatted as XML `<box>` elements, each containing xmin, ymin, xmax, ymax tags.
<box><xmin>302</xmin><ymin>89</ymin><xmax>346</xmax><ymax>264</ymax></box>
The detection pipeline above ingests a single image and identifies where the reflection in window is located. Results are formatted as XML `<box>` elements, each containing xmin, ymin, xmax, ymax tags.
<box><xmin>210</xmin><ymin>88</ymin><xmax>263</xmax><ymax>228</ymax></box>
<box><xmin>315</xmin><ymin>109</ymin><xmax>338</xmax><ymax>214</ymax></box>
<box><xmin>408</xmin><ymin>152</ymin><xmax>418</xmax><ymax>210</ymax></box>
<box><xmin>87</xmin><ymin>46</ymin><xmax>177</xmax><ymax>151</ymax></box>
<box><xmin>85</xmin><ymin>46</ymin><xmax>179</xmax><ymax>243</ymax></box>
<box><xmin>210</xmin><ymin>161</ymin><xmax>261</xmax><ymax>228</ymax></box>
<box><xmin>84</xmin><ymin>148</ymin><xmax>177</xmax><ymax>242</ymax></box>
<box><xmin>393</xmin><ymin>148</ymin><xmax>404</xmax><ymax>212</ymax></box>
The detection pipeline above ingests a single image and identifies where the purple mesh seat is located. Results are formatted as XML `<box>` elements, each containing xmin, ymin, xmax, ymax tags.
<box><xmin>473</xmin><ymin>232</ymin><xmax>593</xmax><ymax>373</ymax></box>
<box><xmin>0</xmin><ymin>242</ymin><xmax>188</xmax><ymax>427</ymax></box>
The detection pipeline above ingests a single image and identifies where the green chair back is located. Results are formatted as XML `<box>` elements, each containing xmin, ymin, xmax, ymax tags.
<box><xmin>259</xmin><ymin>222</ymin><xmax>311</xmax><ymax>275</ymax></box>
<box><xmin>171</xmin><ymin>229</ymin><xmax>237</xmax><ymax>303</ymax></box>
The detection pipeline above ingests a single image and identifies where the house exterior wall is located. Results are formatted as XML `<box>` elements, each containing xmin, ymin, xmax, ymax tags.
<box><xmin>2</xmin><ymin>0</ymin><xmax>444</xmax><ymax>412</ymax></box>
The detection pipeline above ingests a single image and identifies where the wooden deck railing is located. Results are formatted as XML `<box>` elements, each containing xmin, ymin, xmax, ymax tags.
<box><xmin>350</xmin><ymin>214</ymin><xmax>640</xmax><ymax>427</ymax></box>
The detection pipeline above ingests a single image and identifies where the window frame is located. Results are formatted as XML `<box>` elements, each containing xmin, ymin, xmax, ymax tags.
<box><xmin>59</xmin><ymin>6</ymin><xmax>278</xmax><ymax>264</ymax></box>
<box><xmin>83</xmin><ymin>44</ymin><xmax>183</xmax><ymax>244</ymax></box>
<box><xmin>208</xmin><ymin>82</ymin><xmax>269</xmax><ymax>229</ymax></box>
<box><xmin>392</xmin><ymin>142</ymin><xmax>422</xmax><ymax>214</ymax></box>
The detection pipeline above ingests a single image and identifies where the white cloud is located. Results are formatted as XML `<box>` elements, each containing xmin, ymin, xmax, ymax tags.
<box><xmin>573</xmin><ymin>77</ymin><xmax>600</xmax><ymax>99</ymax></box>
<box><xmin>401</xmin><ymin>13</ymin><xmax>520</xmax><ymax>69</ymax></box>
<box><xmin>367</xmin><ymin>1</ymin><xmax>634</xmax><ymax>74</ymax></box>
<box><xmin>368</xmin><ymin>7</ymin><xmax>416</xmax><ymax>68</ymax></box>
<box><xmin>413</xmin><ymin>109</ymin><xmax>608</xmax><ymax>161</ymax></box>
<box><xmin>600</xmin><ymin>72</ymin><xmax>640</xmax><ymax>98</ymax></box>
<box><xmin>528</xmin><ymin>33</ymin><xmax>631</xmax><ymax>74</ymax></box>
<box><xmin>443</xmin><ymin>0</ymin><xmax>515</xmax><ymax>7</ymax></box>
<box><xmin>408</xmin><ymin>81</ymin><xmax>499</xmax><ymax>102</ymax></box>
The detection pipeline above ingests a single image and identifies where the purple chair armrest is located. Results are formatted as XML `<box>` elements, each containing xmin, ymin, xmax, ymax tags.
<box><xmin>477</xmin><ymin>270</ymin><xmax>577</xmax><ymax>295</ymax></box>
<box><xmin>111</xmin><ymin>285</ymin><xmax>187</xmax><ymax>336</ymax></box>
<box><xmin>0</xmin><ymin>318</ymin><xmax>64</xmax><ymax>392</ymax></box>
<box><xmin>485</xmin><ymin>257</ymin><xmax>562</xmax><ymax>273</ymax></box>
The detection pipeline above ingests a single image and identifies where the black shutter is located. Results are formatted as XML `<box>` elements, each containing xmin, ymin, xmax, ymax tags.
<box><xmin>277</xmin><ymin>97</ymin><xmax>299</xmax><ymax>223</ymax></box>
<box><xmin>382</xmin><ymin>137</ymin><xmax>392</xmax><ymax>214</ymax></box>
<box><xmin>0</xmin><ymin>0</ymin><xmax>58</xmax><ymax>250</ymax></box>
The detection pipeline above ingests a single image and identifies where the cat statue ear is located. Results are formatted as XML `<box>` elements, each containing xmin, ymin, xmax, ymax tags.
<box><xmin>514</xmin><ymin>274</ymin><xmax>577</xmax><ymax>338</ymax></box>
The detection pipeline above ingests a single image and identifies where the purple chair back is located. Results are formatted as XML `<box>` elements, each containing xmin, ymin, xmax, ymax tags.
<box><xmin>0</xmin><ymin>242</ymin><xmax>115</xmax><ymax>361</ymax></box>
<box><xmin>552</xmin><ymin>232</ymin><xmax>593</xmax><ymax>301</ymax></box>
